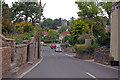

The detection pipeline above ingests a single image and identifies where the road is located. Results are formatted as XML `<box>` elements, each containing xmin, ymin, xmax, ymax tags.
<box><xmin>23</xmin><ymin>46</ymin><xmax>119</xmax><ymax>79</ymax></box>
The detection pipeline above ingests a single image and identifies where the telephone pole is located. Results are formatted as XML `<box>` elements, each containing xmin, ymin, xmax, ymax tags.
<box><xmin>38</xmin><ymin>0</ymin><xmax>41</xmax><ymax>59</ymax></box>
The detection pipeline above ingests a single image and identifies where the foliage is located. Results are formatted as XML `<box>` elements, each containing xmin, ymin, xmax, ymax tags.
<box><xmin>91</xmin><ymin>39</ymin><xmax>94</xmax><ymax>46</ymax></box>
<box><xmin>53</xmin><ymin>18</ymin><xmax>62</xmax><ymax>27</ymax></box>
<box><xmin>58</xmin><ymin>26</ymin><xmax>70</xmax><ymax>34</ymax></box>
<box><xmin>74</xmin><ymin>44</ymin><xmax>100</xmax><ymax>55</ymax></box>
<box><xmin>77</xmin><ymin>33</ymin><xmax>91</xmax><ymax>44</ymax></box>
<box><xmin>11</xmin><ymin>2</ymin><xmax>42</xmax><ymax>25</ymax></box>
<box><xmin>2</xmin><ymin>2</ymin><xmax>14</xmax><ymax>36</ymax></box>
<box><xmin>96</xmin><ymin>32</ymin><xmax>110</xmax><ymax>46</ymax></box>
<box><xmin>15</xmin><ymin>21</ymin><xmax>35</xmax><ymax>34</ymax></box>
<box><xmin>70</xmin><ymin>19</ymin><xmax>90</xmax><ymax>45</ymax></box>
<box><xmin>41</xmin><ymin>18</ymin><xmax>54</xmax><ymax>28</ymax></box>
<box><xmin>75</xmin><ymin>2</ymin><xmax>102</xmax><ymax>19</ymax></box>
<box><xmin>62</xmin><ymin>35</ymin><xmax>72</xmax><ymax>45</ymax></box>
<box><xmin>43</xmin><ymin>40</ymin><xmax>59</xmax><ymax>43</ymax></box>
<box><xmin>44</xmin><ymin>29</ymin><xmax>59</xmax><ymax>40</ymax></box>
<box><xmin>92</xmin><ymin>17</ymin><xmax>106</xmax><ymax>38</ymax></box>
<box><xmin>41</xmin><ymin>18</ymin><xmax>62</xmax><ymax>29</ymax></box>
<box><xmin>99</xmin><ymin>2</ymin><xmax>113</xmax><ymax>21</ymax></box>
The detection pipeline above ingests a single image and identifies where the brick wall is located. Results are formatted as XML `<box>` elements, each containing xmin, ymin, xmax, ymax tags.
<box><xmin>94</xmin><ymin>48</ymin><xmax>110</xmax><ymax>65</ymax></box>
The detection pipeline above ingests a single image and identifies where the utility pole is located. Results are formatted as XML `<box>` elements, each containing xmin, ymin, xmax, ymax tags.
<box><xmin>38</xmin><ymin>0</ymin><xmax>41</xmax><ymax>59</ymax></box>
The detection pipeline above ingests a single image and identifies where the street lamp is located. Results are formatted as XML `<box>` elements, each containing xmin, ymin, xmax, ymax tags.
<box><xmin>38</xmin><ymin>0</ymin><xmax>41</xmax><ymax>59</ymax></box>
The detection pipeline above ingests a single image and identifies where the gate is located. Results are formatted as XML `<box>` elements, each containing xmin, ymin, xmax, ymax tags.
<box><xmin>27</xmin><ymin>43</ymin><xmax>30</xmax><ymax>62</ymax></box>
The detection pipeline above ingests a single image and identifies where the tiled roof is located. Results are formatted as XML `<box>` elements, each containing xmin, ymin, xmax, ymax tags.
<box><xmin>43</xmin><ymin>32</ymin><xmax>47</xmax><ymax>34</ymax></box>
<box><xmin>60</xmin><ymin>31</ymin><xmax>70</xmax><ymax>36</ymax></box>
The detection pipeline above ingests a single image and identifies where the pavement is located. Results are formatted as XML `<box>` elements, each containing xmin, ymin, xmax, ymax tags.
<box><xmin>19</xmin><ymin>46</ymin><xmax>119</xmax><ymax>79</ymax></box>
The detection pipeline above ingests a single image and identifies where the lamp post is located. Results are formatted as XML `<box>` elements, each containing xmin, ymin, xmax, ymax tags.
<box><xmin>38</xmin><ymin>0</ymin><xmax>41</xmax><ymax>59</ymax></box>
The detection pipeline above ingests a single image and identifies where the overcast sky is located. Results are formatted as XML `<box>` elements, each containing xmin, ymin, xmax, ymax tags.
<box><xmin>4</xmin><ymin>0</ymin><xmax>79</xmax><ymax>20</ymax></box>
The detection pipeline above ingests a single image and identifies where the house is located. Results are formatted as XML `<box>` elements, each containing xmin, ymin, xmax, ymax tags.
<box><xmin>111</xmin><ymin>1</ymin><xmax>120</xmax><ymax>64</ymax></box>
<box><xmin>59</xmin><ymin>29</ymin><xmax>70</xmax><ymax>43</ymax></box>
<box><xmin>43</xmin><ymin>32</ymin><xmax>47</xmax><ymax>37</ymax></box>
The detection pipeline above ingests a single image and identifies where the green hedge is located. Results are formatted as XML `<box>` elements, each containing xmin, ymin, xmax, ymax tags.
<box><xmin>44</xmin><ymin>40</ymin><xmax>59</xmax><ymax>43</ymax></box>
<box><xmin>74</xmin><ymin>44</ymin><xmax>100</xmax><ymax>55</ymax></box>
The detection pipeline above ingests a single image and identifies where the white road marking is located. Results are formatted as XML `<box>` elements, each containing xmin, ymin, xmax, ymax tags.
<box><xmin>65</xmin><ymin>54</ymin><xmax>75</xmax><ymax>57</ymax></box>
<box><xmin>86</xmin><ymin>72</ymin><xmax>98</xmax><ymax>80</ymax></box>
<box><xmin>18</xmin><ymin>56</ymin><xmax>43</xmax><ymax>78</ymax></box>
<box><xmin>86</xmin><ymin>60</ymin><xmax>119</xmax><ymax>70</ymax></box>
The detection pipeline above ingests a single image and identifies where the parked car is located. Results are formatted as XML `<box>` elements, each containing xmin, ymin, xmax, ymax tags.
<box><xmin>40</xmin><ymin>42</ymin><xmax>44</xmax><ymax>46</ymax></box>
<box><xmin>55</xmin><ymin>44</ymin><xmax>62</xmax><ymax>52</ymax></box>
<box><xmin>101</xmin><ymin>45</ymin><xmax>110</xmax><ymax>48</ymax></box>
<box><xmin>50</xmin><ymin>44</ymin><xmax>56</xmax><ymax>49</ymax></box>
<box><xmin>43</xmin><ymin>43</ymin><xmax>47</xmax><ymax>46</ymax></box>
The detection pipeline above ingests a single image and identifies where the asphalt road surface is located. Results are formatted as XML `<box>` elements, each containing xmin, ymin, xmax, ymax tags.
<box><xmin>23</xmin><ymin>46</ymin><xmax>119</xmax><ymax>79</ymax></box>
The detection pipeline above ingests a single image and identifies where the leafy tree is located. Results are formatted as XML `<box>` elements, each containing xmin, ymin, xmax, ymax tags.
<box><xmin>93</xmin><ymin>16</ymin><xmax>106</xmax><ymax>38</ymax></box>
<box><xmin>41</xmin><ymin>18</ymin><xmax>54</xmax><ymax>28</ymax></box>
<box><xmin>44</xmin><ymin>29</ymin><xmax>59</xmax><ymax>40</ymax></box>
<box><xmin>62</xmin><ymin>35</ymin><xmax>72</xmax><ymax>45</ymax></box>
<box><xmin>2</xmin><ymin>2</ymin><xmax>14</xmax><ymax>35</ymax></box>
<box><xmin>53</xmin><ymin>18</ymin><xmax>62</xmax><ymax>27</ymax></box>
<box><xmin>10</xmin><ymin>2</ymin><xmax>42</xmax><ymax>25</ymax></box>
<box><xmin>75</xmin><ymin>1</ymin><xmax>102</xmax><ymax>38</ymax></box>
<box><xmin>58</xmin><ymin>26</ymin><xmax>70</xmax><ymax>34</ymax></box>
<box><xmin>96</xmin><ymin>32</ymin><xmax>110</xmax><ymax>47</ymax></box>
<box><xmin>99</xmin><ymin>2</ymin><xmax>113</xmax><ymax>22</ymax></box>
<box><xmin>70</xmin><ymin>19</ymin><xmax>89</xmax><ymax>45</ymax></box>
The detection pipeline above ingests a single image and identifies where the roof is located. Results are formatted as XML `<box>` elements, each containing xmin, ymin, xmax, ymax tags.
<box><xmin>60</xmin><ymin>31</ymin><xmax>70</xmax><ymax>36</ymax></box>
<box><xmin>43</xmin><ymin>32</ymin><xmax>47</xmax><ymax>34</ymax></box>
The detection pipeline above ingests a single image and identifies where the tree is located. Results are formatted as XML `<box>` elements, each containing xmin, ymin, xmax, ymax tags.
<box><xmin>58</xmin><ymin>26</ymin><xmax>70</xmax><ymax>34</ymax></box>
<box><xmin>2</xmin><ymin>2</ymin><xmax>14</xmax><ymax>35</ymax></box>
<box><xmin>75</xmin><ymin>1</ymin><xmax>102</xmax><ymax>38</ymax></box>
<box><xmin>99</xmin><ymin>2</ymin><xmax>113</xmax><ymax>22</ymax></box>
<box><xmin>45</xmin><ymin>29</ymin><xmax>59</xmax><ymax>40</ymax></box>
<box><xmin>10</xmin><ymin>2</ymin><xmax>42</xmax><ymax>25</ymax></box>
<box><xmin>41</xmin><ymin>18</ymin><xmax>54</xmax><ymax>28</ymax></box>
<box><xmin>63</xmin><ymin>35</ymin><xmax>72</xmax><ymax>45</ymax></box>
<box><xmin>93</xmin><ymin>16</ymin><xmax>106</xmax><ymax>38</ymax></box>
<box><xmin>70</xmin><ymin>19</ymin><xmax>89</xmax><ymax>45</ymax></box>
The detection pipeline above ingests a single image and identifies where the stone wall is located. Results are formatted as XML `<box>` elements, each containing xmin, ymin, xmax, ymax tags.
<box><xmin>94</xmin><ymin>48</ymin><xmax>110</xmax><ymax>65</ymax></box>
<box><xmin>63</xmin><ymin>47</ymin><xmax>73</xmax><ymax>53</ymax></box>
<box><xmin>75</xmin><ymin>53</ymin><xmax>93</xmax><ymax>60</ymax></box>
<box><xmin>1</xmin><ymin>47</ymin><xmax>14</xmax><ymax>75</ymax></box>
<box><xmin>0</xmin><ymin>32</ymin><xmax>41</xmax><ymax>78</ymax></box>
<box><xmin>15</xmin><ymin>44</ymin><xmax>27</xmax><ymax>67</ymax></box>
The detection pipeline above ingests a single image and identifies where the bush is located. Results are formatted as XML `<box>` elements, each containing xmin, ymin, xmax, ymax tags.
<box><xmin>44</xmin><ymin>40</ymin><xmax>59</xmax><ymax>43</ymax></box>
<box><xmin>74</xmin><ymin>44</ymin><xmax>100</xmax><ymax>55</ymax></box>
<box><xmin>75</xmin><ymin>44</ymin><xmax>88</xmax><ymax>54</ymax></box>
<box><xmin>96</xmin><ymin>32</ymin><xmax>110</xmax><ymax>47</ymax></box>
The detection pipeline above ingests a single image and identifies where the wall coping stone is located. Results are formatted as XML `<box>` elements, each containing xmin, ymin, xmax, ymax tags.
<box><xmin>0</xmin><ymin>34</ymin><xmax>15</xmax><ymax>42</ymax></box>
<box><xmin>15</xmin><ymin>44</ymin><xmax>27</xmax><ymax>48</ymax></box>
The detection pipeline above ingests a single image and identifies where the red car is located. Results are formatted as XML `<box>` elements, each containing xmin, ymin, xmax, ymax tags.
<box><xmin>50</xmin><ymin>44</ymin><xmax>56</xmax><ymax>49</ymax></box>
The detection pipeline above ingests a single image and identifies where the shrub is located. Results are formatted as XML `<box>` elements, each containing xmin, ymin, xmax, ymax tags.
<box><xmin>44</xmin><ymin>40</ymin><xmax>59</xmax><ymax>43</ymax></box>
<box><xmin>74</xmin><ymin>44</ymin><xmax>100</xmax><ymax>55</ymax></box>
<box><xmin>91</xmin><ymin>39</ymin><xmax>94</xmax><ymax>46</ymax></box>
<box><xmin>75</xmin><ymin>44</ymin><xmax>88</xmax><ymax>54</ymax></box>
<box><xmin>96</xmin><ymin>32</ymin><xmax>110</xmax><ymax>47</ymax></box>
<box><xmin>15</xmin><ymin>39</ymin><xmax>21</xmax><ymax>45</ymax></box>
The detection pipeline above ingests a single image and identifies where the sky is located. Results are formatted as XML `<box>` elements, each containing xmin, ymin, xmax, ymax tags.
<box><xmin>4</xmin><ymin>0</ymin><xmax>79</xmax><ymax>20</ymax></box>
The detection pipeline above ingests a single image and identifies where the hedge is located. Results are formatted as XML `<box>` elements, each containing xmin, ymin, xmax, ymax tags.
<box><xmin>74</xmin><ymin>44</ymin><xmax>100</xmax><ymax>55</ymax></box>
<box><xmin>44</xmin><ymin>40</ymin><xmax>59</xmax><ymax>43</ymax></box>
